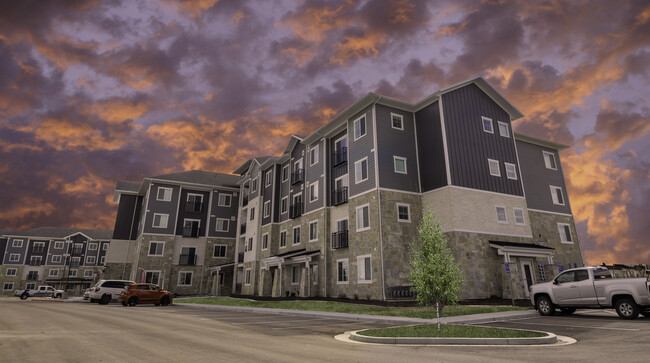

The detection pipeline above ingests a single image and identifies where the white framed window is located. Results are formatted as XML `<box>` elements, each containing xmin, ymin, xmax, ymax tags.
<box><xmin>9</xmin><ymin>254</ymin><xmax>20</xmax><ymax>262</ymax></box>
<box><xmin>262</xmin><ymin>233</ymin><xmax>269</xmax><ymax>250</ymax></box>
<box><xmin>84</xmin><ymin>270</ymin><xmax>94</xmax><ymax>278</ymax></box>
<box><xmin>263</xmin><ymin>200</ymin><xmax>271</xmax><ymax>218</ymax></box>
<box><xmin>505</xmin><ymin>163</ymin><xmax>518</xmax><ymax>180</ymax></box>
<box><xmin>70</xmin><ymin>257</ymin><xmax>81</xmax><ymax>267</ymax></box>
<box><xmin>54</xmin><ymin>241</ymin><xmax>64</xmax><ymax>249</ymax></box>
<box><xmin>102</xmin><ymin>243</ymin><xmax>108</xmax><ymax>251</ymax></box>
<box><xmin>543</xmin><ymin>151</ymin><xmax>557</xmax><ymax>170</ymax></box>
<box><xmin>52</xmin><ymin>255</ymin><xmax>62</xmax><ymax>263</ymax></box>
<box><xmin>558</xmin><ymin>223</ymin><xmax>573</xmax><ymax>243</ymax></box>
<box><xmin>496</xmin><ymin>206</ymin><xmax>507</xmax><ymax>223</ymax></box>
<box><xmin>396</xmin><ymin>203</ymin><xmax>411</xmax><ymax>222</ymax></box>
<box><xmin>251</xmin><ymin>178</ymin><xmax>258</xmax><ymax>193</ymax></box>
<box><xmin>354</xmin><ymin>157</ymin><xmax>368</xmax><ymax>184</ymax></box>
<box><xmin>157</xmin><ymin>187</ymin><xmax>173</xmax><ymax>201</ymax></box>
<box><xmin>215</xmin><ymin>218</ymin><xmax>229</xmax><ymax>232</ymax></box>
<box><xmin>101</xmin><ymin>256</ymin><xmax>105</xmax><ymax>264</ymax></box>
<box><xmin>12</xmin><ymin>239</ymin><xmax>23</xmax><ymax>248</ymax></box>
<box><xmin>86</xmin><ymin>256</ymin><xmax>96</xmax><ymax>264</ymax></box>
<box><xmin>178</xmin><ymin>271</ymin><xmax>193</xmax><ymax>286</ymax></box>
<box><xmin>49</xmin><ymin>269</ymin><xmax>59</xmax><ymax>277</ymax></box>
<box><xmin>88</xmin><ymin>243</ymin><xmax>98</xmax><ymax>251</ymax></box>
<box><xmin>391</xmin><ymin>113</ymin><xmax>404</xmax><ymax>130</ymax></box>
<box><xmin>29</xmin><ymin>256</ymin><xmax>42</xmax><ymax>266</ymax></box>
<box><xmin>247</xmin><ymin>238</ymin><xmax>253</xmax><ymax>251</ymax></box>
<box><xmin>482</xmin><ymin>116</ymin><xmax>494</xmax><ymax>133</ymax></box>
<box><xmin>145</xmin><ymin>271</ymin><xmax>160</xmax><ymax>284</ymax></box>
<box><xmin>280</xmin><ymin>196</ymin><xmax>288</xmax><ymax>214</ymax></box>
<box><xmin>213</xmin><ymin>245</ymin><xmax>227</xmax><ymax>258</ymax></box>
<box><xmin>218</xmin><ymin>193</ymin><xmax>232</xmax><ymax>207</ymax></box>
<box><xmin>357</xmin><ymin>255</ymin><xmax>372</xmax><ymax>283</ymax></box>
<box><xmin>550</xmin><ymin>186</ymin><xmax>565</xmax><ymax>205</ymax></box>
<box><xmin>513</xmin><ymin>208</ymin><xmax>525</xmax><ymax>225</ymax></box>
<box><xmin>6</xmin><ymin>268</ymin><xmax>16</xmax><ymax>276</ymax></box>
<box><xmin>183</xmin><ymin>219</ymin><xmax>201</xmax><ymax>237</ymax></box>
<box><xmin>282</xmin><ymin>165</ymin><xmax>289</xmax><ymax>182</ymax></box>
<box><xmin>68</xmin><ymin>269</ymin><xmax>78</xmax><ymax>277</ymax></box>
<box><xmin>265</xmin><ymin>170</ymin><xmax>272</xmax><ymax>187</ymax></box>
<box><xmin>310</xmin><ymin>145</ymin><xmax>319</xmax><ymax>166</ymax></box>
<box><xmin>309</xmin><ymin>181</ymin><xmax>319</xmax><ymax>202</ymax></box>
<box><xmin>312</xmin><ymin>264</ymin><xmax>318</xmax><ymax>285</ymax></box>
<box><xmin>497</xmin><ymin>121</ymin><xmax>510</xmax><ymax>138</ymax></box>
<box><xmin>280</xmin><ymin>230</ymin><xmax>287</xmax><ymax>248</ymax></box>
<box><xmin>291</xmin><ymin>265</ymin><xmax>300</xmax><ymax>285</ymax></box>
<box><xmin>148</xmin><ymin>241</ymin><xmax>165</xmax><ymax>256</ymax></box>
<box><xmin>353</xmin><ymin>115</ymin><xmax>366</xmax><ymax>140</ymax></box>
<box><xmin>3</xmin><ymin>282</ymin><xmax>14</xmax><ymax>291</ymax></box>
<box><xmin>488</xmin><ymin>159</ymin><xmax>501</xmax><ymax>177</ymax></box>
<box><xmin>337</xmin><ymin>259</ymin><xmax>349</xmax><ymax>284</ymax></box>
<box><xmin>25</xmin><ymin>283</ymin><xmax>36</xmax><ymax>290</ymax></box>
<box><xmin>186</xmin><ymin>193</ymin><xmax>203</xmax><ymax>212</ymax></box>
<box><xmin>245</xmin><ymin>269</ymin><xmax>251</xmax><ymax>285</ymax></box>
<box><xmin>309</xmin><ymin>221</ymin><xmax>318</xmax><ymax>242</ymax></box>
<box><xmin>250</xmin><ymin>207</ymin><xmax>255</xmax><ymax>221</ymax></box>
<box><xmin>356</xmin><ymin>204</ymin><xmax>370</xmax><ymax>231</ymax></box>
<box><xmin>393</xmin><ymin>156</ymin><xmax>407</xmax><ymax>174</ymax></box>
<box><xmin>152</xmin><ymin>213</ymin><xmax>169</xmax><ymax>228</ymax></box>
<box><xmin>293</xmin><ymin>226</ymin><xmax>301</xmax><ymax>245</ymax></box>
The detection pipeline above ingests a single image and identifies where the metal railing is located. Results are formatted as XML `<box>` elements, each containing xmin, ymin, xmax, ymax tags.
<box><xmin>331</xmin><ymin>187</ymin><xmax>348</xmax><ymax>206</ymax></box>
<box><xmin>238</xmin><ymin>252</ymin><xmax>244</xmax><ymax>263</ymax></box>
<box><xmin>179</xmin><ymin>254</ymin><xmax>197</xmax><ymax>266</ymax></box>
<box><xmin>242</xmin><ymin>195</ymin><xmax>249</xmax><ymax>207</ymax></box>
<box><xmin>185</xmin><ymin>200</ymin><xmax>202</xmax><ymax>213</ymax></box>
<box><xmin>289</xmin><ymin>203</ymin><xmax>303</xmax><ymax>219</ymax></box>
<box><xmin>331</xmin><ymin>230</ymin><xmax>349</xmax><ymax>249</ymax></box>
<box><xmin>183</xmin><ymin>225</ymin><xmax>200</xmax><ymax>237</ymax></box>
<box><xmin>291</xmin><ymin>169</ymin><xmax>304</xmax><ymax>185</ymax></box>
<box><xmin>332</xmin><ymin>147</ymin><xmax>347</xmax><ymax>166</ymax></box>
<box><xmin>240</xmin><ymin>223</ymin><xmax>246</xmax><ymax>234</ymax></box>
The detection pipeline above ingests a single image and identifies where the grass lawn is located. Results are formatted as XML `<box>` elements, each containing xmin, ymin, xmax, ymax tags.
<box><xmin>357</xmin><ymin>324</ymin><xmax>546</xmax><ymax>338</ymax></box>
<box><xmin>177</xmin><ymin>297</ymin><xmax>529</xmax><ymax>319</ymax></box>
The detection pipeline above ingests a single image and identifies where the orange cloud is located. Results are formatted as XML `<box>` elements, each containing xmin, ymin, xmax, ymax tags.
<box><xmin>0</xmin><ymin>196</ymin><xmax>56</xmax><ymax>227</ymax></box>
<box><xmin>277</xmin><ymin>1</ymin><xmax>355</xmax><ymax>43</ymax></box>
<box><xmin>78</xmin><ymin>97</ymin><xmax>151</xmax><ymax>124</ymax></box>
<box><xmin>330</xmin><ymin>32</ymin><xmax>387</xmax><ymax>65</ymax></box>
<box><xmin>389</xmin><ymin>0</ymin><xmax>416</xmax><ymax>24</ymax></box>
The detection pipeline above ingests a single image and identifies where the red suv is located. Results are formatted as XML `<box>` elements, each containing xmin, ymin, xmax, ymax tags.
<box><xmin>119</xmin><ymin>283</ymin><xmax>173</xmax><ymax>307</ymax></box>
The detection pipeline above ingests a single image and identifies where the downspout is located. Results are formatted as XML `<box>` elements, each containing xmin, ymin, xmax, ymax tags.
<box><xmin>371</xmin><ymin>96</ymin><xmax>386</xmax><ymax>301</ymax></box>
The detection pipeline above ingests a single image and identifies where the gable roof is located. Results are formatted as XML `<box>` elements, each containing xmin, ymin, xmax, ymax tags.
<box><xmin>233</xmin><ymin>156</ymin><xmax>274</xmax><ymax>175</ymax></box>
<box><xmin>2</xmin><ymin>227</ymin><xmax>113</xmax><ymax>240</ymax></box>
<box><xmin>514</xmin><ymin>132</ymin><xmax>570</xmax><ymax>150</ymax></box>
<box><xmin>150</xmin><ymin>170</ymin><xmax>239</xmax><ymax>187</ymax></box>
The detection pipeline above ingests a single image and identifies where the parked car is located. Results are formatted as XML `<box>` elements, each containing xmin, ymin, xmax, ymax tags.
<box><xmin>119</xmin><ymin>283</ymin><xmax>173</xmax><ymax>307</ymax></box>
<box><xmin>530</xmin><ymin>266</ymin><xmax>650</xmax><ymax>319</ymax></box>
<box><xmin>86</xmin><ymin>279</ymin><xmax>135</xmax><ymax>304</ymax></box>
<box><xmin>15</xmin><ymin>285</ymin><xmax>64</xmax><ymax>300</ymax></box>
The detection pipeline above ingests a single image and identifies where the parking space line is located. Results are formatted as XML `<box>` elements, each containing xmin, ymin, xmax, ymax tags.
<box><xmin>231</xmin><ymin>317</ymin><xmax>334</xmax><ymax>325</ymax></box>
<box><xmin>271</xmin><ymin>322</ymin><xmax>369</xmax><ymax>330</ymax></box>
<box><xmin>496</xmin><ymin>321</ymin><xmax>640</xmax><ymax>332</ymax></box>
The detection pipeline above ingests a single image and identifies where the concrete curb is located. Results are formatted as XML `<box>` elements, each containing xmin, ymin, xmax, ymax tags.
<box><xmin>349</xmin><ymin>329</ymin><xmax>557</xmax><ymax>345</ymax></box>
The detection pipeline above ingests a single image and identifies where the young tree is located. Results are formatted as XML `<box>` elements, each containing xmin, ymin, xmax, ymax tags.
<box><xmin>408</xmin><ymin>205</ymin><xmax>464</xmax><ymax>330</ymax></box>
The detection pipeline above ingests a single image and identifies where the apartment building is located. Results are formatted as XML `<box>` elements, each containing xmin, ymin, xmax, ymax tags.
<box><xmin>1</xmin><ymin>227</ymin><xmax>111</xmax><ymax>296</ymax></box>
<box><xmin>231</xmin><ymin>77</ymin><xmax>584</xmax><ymax>301</ymax></box>
<box><xmin>105</xmin><ymin>170</ymin><xmax>240</xmax><ymax>296</ymax></box>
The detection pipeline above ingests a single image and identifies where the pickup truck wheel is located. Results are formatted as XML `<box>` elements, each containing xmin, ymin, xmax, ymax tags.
<box><xmin>615</xmin><ymin>298</ymin><xmax>639</xmax><ymax>320</ymax></box>
<box><xmin>560</xmin><ymin>307</ymin><xmax>576</xmax><ymax>315</ymax></box>
<box><xmin>90</xmin><ymin>299</ymin><xmax>98</xmax><ymax>303</ymax></box>
<box><xmin>128</xmin><ymin>297</ymin><xmax>137</xmax><ymax>307</ymax></box>
<box><xmin>55</xmin><ymin>293</ymin><xmax>62</xmax><ymax>299</ymax></box>
<box><xmin>99</xmin><ymin>294</ymin><xmax>111</xmax><ymax>305</ymax></box>
<box><xmin>536</xmin><ymin>296</ymin><xmax>555</xmax><ymax>316</ymax></box>
<box><xmin>20</xmin><ymin>293</ymin><xmax>29</xmax><ymax>300</ymax></box>
<box><xmin>160</xmin><ymin>296</ymin><xmax>170</xmax><ymax>306</ymax></box>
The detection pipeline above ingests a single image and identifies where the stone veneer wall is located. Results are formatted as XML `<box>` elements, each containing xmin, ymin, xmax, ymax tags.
<box><xmin>528</xmin><ymin>211</ymin><xmax>583</xmax><ymax>269</ymax></box>
<box><xmin>103</xmin><ymin>262</ymin><xmax>133</xmax><ymax>281</ymax></box>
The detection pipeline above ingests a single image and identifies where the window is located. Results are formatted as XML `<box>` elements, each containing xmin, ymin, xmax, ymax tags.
<box><xmin>9</xmin><ymin>254</ymin><xmax>20</xmax><ymax>262</ymax></box>
<box><xmin>32</xmin><ymin>241</ymin><xmax>45</xmax><ymax>252</ymax></box>
<box><xmin>309</xmin><ymin>181</ymin><xmax>319</xmax><ymax>202</ymax></box>
<box><xmin>543</xmin><ymin>151</ymin><xmax>557</xmax><ymax>170</ymax></box>
<box><xmin>250</xmin><ymin>207</ymin><xmax>255</xmax><ymax>221</ymax></box>
<box><xmin>6</xmin><ymin>268</ymin><xmax>16</xmax><ymax>276</ymax></box>
<box><xmin>218</xmin><ymin>194</ymin><xmax>232</xmax><ymax>207</ymax></box>
<box><xmin>488</xmin><ymin>159</ymin><xmax>501</xmax><ymax>177</ymax></box>
<box><xmin>152</xmin><ymin>213</ymin><xmax>169</xmax><ymax>228</ymax></box>
<box><xmin>397</xmin><ymin>203</ymin><xmax>410</xmax><ymax>222</ymax></box>
<box><xmin>84</xmin><ymin>270</ymin><xmax>94</xmax><ymax>278</ymax></box>
<box><xmin>29</xmin><ymin>256</ymin><xmax>42</xmax><ymax>266</ymax></box>
<box><xmin>356</xmin><ymin>204</ymin><xmax>370</xmax><ymax>231</ymax></box>
<box><xmin>145</xmin><ymin>271</ymin><xmax>160</xmax><ymax>284</ymax></box>
<box><xmin>354</xmin><ymin>158</ymin><xmax>368</xmax><ymax>184</ymax></box>
<box><xmin>312</xmin><ymin>264</ymin><xmax>318</xmax><ymax>284</ymax></box>
<box><xmin>186</xmin><ymin>193</ymin><xmax>203</xmax><ymax>212</ymax></box>
<box><xmin>482</xmin><ymin>116</ymin><xmax>493</xmax><ymax>133</ymax></box>
<box><xmin>52</xmin><ymin>255</ymin><xmax>62</xmax><ymax>263</ymax></box>
<box><xmin>54</xmin><ymin>241</ymin><xmax>64</xmax><ymax>249</ymax></box>
<box><xmin>281</xmin><ymin>197</ymin><xmax>288</xmax><ymax>214</ymax></box>
<box><xmin>49</xmin><ymin>269</ymin><xmax>58</xmax><ymax>277</ymax></box>
<box><xmin>496</xmin><ymin>206</ymin><xmax>507</xmax><ymax>223</ymax></box>
<box><xmin>26</xmin><ymin>283</ymin><xmax>36</xmax><ymax>290</ymax></box>
<box><xmin>247</xmin><ymin>238</ymin><xmax>253</xmax><ymax>251</ymax></box>
<box><xmin>393</xmin><ymin>156</ymin><xmax>407</xmax><ymax>174</ymax></box>
<box><xmin>263</xmin><ymin>201</ymin><xmax>271</xmax><ymax>218</ymax></box>
<box><xmin>497</xmin><ymin>121</ymin><xmax>510</xmax><ymax>137</ymax></box>
<box><xmin>213</xmin><ymin>245</ymin><xmax>226</xmax><ymax>258</ymax></box>
<box><xmin>183</xmin><ymin>219</ymin><xmax>201</xmax><ymax>237</ymax></box>
<box><xmin>310</xmin><ymin>145</ymin><xmax>319</xmax><ymax>166</ymax></box>
<box><xmin>280</xmin><ymin>230</ymin><xmax>287</xmax><ymax>248</ymax></box>
<box><xmin>282</xmin><ymin>165</ymin><xmax>289</xmax><ymax>182</ymax></box>
<box><xmin>86</xmin><ymin>256</ymin><xmax>96</xmax><ymax>264</ymax></box>
<box><xmin>358</xmin><ymin>255</ymin><xmax>372</xmax><ymax>283</ymax></box>
<box><xmin>100</xmin><ymin>256</ymin><xmax>105</xmax><ymax>265</ymax></box>
<box><xmin>12</xmin><ymin>239</ymin><xmax>23</xmax><ymax>247</ymax></box>
<box><xmin>309</xmin><ymin>221</ymin><xmax>318</xmax><ymax>241</ymax></box>
<box><xmin>337</xmin><ymin>259</ymin><xmax>349</xmax><ymax>283</ymax></box>
<box><xmin>265</xmin><ymin>170</ymin><xmax>272</xmax><ymax>187</ymax></box>
<box><xmin>391</xmin><ymin>113</ymin><xmax>404</xmax><ymax>130</ymax></box>
<box><xmin>513</xmin><ymin>208</ymin><xmax>525</xmax><ymax>225</ymax></box>
<box><xmin>251</xmin><ymin>178</ymin><xmax>258</xmax><ymax>193</ymax></box>
<box><xmin>70</xmin><ymin>257</ymin><xmax>80</xmax><ymax>267</ymax></box>
<box><xmin>293</xmin><ymin>226</ymin><xmax>301</xmax><ymax>245</ymax></box>
<box><xmin>245</xmin><ymin>269</ymin><xmax>251</xmax><ymax>285</ymax></box>
<box><xmin>550</xmin><ymin>186</ymin><xmax>565</xmax><ymax>205</ymax></box>
<box><xmin>68</xmin><ymin>269</ymin><xmax>77</xmax><ymax>277</ymax></box>
<box><xmin>103</xmin><ymin>243</ymin><xmax>108</xmax><ymax>251</ymax></box>
<box><xmin>292</xmin><ymin>266</ymin><xmax>300</xmax><ymax>284</ymax></box>
<box><xmin>262</xmin><ymin>233</ymin><xmax>269</xmax><ymax>250</ymax></box>
<box><xmin>88</xmin><ymin>243</ymin><xmax>98</xmax><ymax>251</ymax></box>
<box><xmin>353</xmin><ymin>115</ymin><xmax>366</xmax><ymax>140</ymax></box>
<box><xmin>215</xmin><ymin>218</ymin><xmax>229</xmax><ymax>232</ymax></box>
<box><xmin>505</xmin><ymin>163</ymin><xmax>517</xmax><ymax>180</ymax></box>
<box><xmin>148</xmin><ymin>241</ymin><xmax>164</xmax><ymax>256</ymax></box>
<box><xmin>558</xmin><ymin>223</ymin><xmax>573</xmax><ymax>243</ymax></box>
<box><xmin>3</xmin><ymin>282</ymin><xmax>14</xmax><ymax>291</ymax></box>
<box><xmin>157</xmin><ymin>187</ymin><xmax>172</xmax><ymax>201</ymax></box>
<box><xmin>178</xmin><ymin>271</ymin><xmax>192</xmax><ymax>286</ymax></box>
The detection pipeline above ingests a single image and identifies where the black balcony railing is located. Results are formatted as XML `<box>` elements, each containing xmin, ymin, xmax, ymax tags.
<box><xmin>331</xmin><ymin>187</ymin><xmax>348</xmax><ymax>206</ymax></box>
<box><xmin>291</xmin><ymin>169</ymin><xmax>304</xmax><ymax>185</ymax></box>
<box><xmin>179</xmin><ymin>254</ymin><xmax>197</xmax><ymax>266</ymax></box>
<box><xmin>242</xmin><ymin>195</ymin><xmax>249</xmax><ymax>207</ymax></box>
<box><xmin>185</xmin><ymin>200</ymin><xmax>202</xmax><ymax>213</ymax></box>
<box><xmin>332</xmin><ymin>230</ymin><xmax>349</xmax><ymax>249</ymax></box>
<box><xmin>27</xmin><ymin>273</ymin><xmax>39</xmax><ymax>281</ymax></box>
<box><xmin>29</xmin><ymin>259</ymin><xmax>42</xmax><ymax>266</ymax></box>
<box><xmin>332</xmin><ymin>147</ymin><xmax>347</xmax><ymax>166</ymax></box>
<box><xmin>238</xmin><ymin>252</ymin><xmax>244</xmax><ymax>263</ymax></box>
<box><xmin>71</xmin><ymin>248</ymin><xmax>83</xmax><ymax>255</ymax></box>
<box><xmin>289</xmin><ymin>203</ymin><xmax>303</xmax><ymax>219</ymax></box>
<box><xmin>69</xmin><ymin>260</ymin><xmax>80</xmax><ymax>267</ymax></box>
<box><xmin>32</xmin><ymin>247</ymin><xmax>45</xmax><ymax>253</ymax></box>
<box><xmin>240</xmin><ymin>223</ymin><xmax>247</xmax><ymax>234</ymax></box>
<box><xmin>183</xmin><ymin>223</ymin><xmax>200</xmax><ymax>237</ymax></box>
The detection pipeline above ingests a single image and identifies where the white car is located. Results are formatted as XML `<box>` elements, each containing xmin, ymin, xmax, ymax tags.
<box><xmin>87</xmin><ymin>280</ymin><xmax>135</xmax><ymax>304</ymax></box>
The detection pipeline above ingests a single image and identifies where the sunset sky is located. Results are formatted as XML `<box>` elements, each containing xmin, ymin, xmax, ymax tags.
<box><xmin>0</xmin><ymin>0</ymin><xmax>648</xmax><ymax>265</ymax></box>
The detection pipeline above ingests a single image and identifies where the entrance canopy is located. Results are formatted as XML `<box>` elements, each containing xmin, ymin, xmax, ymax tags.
<box><xmin>489</xmin><ymin>241</ymin><xmax>555</xmax><ymax>264</ymax></box>
<box><xmin>261</xmin><ymin>249</ymin><xmax>319</xmax><ymax>270</ymax></box>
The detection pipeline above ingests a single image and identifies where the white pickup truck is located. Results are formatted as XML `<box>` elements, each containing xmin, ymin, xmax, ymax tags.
<box><xmin>530</xmin><ymin>266</ymin><xmax>650</xmax><ymax>319</ymax></box>
<box><xmin>15</xmin><ymin>285</ymin><xmax>65</xmax><ymax>300</ymax></box>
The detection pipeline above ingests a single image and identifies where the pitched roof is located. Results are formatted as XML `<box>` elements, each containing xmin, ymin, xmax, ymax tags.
<box><xmin>2</xmin><ymin>227</ymin><xmax>113</xmax><ymax>240</ymax></box>
<box><xmin>149</xmin><ymin>170</ymin><xmax>240</xmax><ymax>188</ymax></box>
<box><xmin>115</xmin><ymin>180</ymin><xmax>141</xmax><ymax>193</ymax></box>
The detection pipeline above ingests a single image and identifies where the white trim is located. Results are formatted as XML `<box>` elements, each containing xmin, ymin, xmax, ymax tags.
<box><xmin>6</xmin><ymin>268</ymin><xmax>17</xmax><ymax>276</ymax></box>
<box><xmin>309</xmin><ymin>144</ymin><xmax>320</xmax><ymax>166</ymax></box>
<box><xmin>213</xmin><ymin>244</ymin><xmax>227</xmax><ymax>258</ymax></box>
<box><xmin>336</xmin><ymin>258</ymin><xmax>349</xmax><ymax>284</ymax></box>
<box><xmin>550</xmin><ymin>185</ymin><xmax>565</xmax><ymax>206</ymax></box>
<box><xmin>393</xmin><ymin>156</ymin><xmax>407</xmax><ymax>174</ymax></box>
<box><xmin>279</xmin><ymin>230</ymin><xmax>287</xmax><ymax>248</ymax></box>
<box><xmin>280</xmin><ymin>196</ymin><xmax>288</xmax><ymax>214</ymax></box>
<box><xmin>357</xmin><ymin>254</ymin><xmax>372</xmax><ymax>283</ymax></box>
<box><xmin>143</xmin><ymin>270</ymin><xmax>161</xmax><ymax>284</ymax></box>
<box><xmin>421</xmin><ymin>185</ymin><xmax>527</xmax><ymax>199</ymax></box>
<box><xmin>251</xmin><ymin>177</ymin><xmax>258</xmax><ymax>193</ymax></box>
<box><xmin>282</xmin><ymin>164</ymin><xmax>289</xmax><ymax>183</ymax></box>
<box><xmin>51</xmin><ymin>255</ymin><xmax>62</xmax><ymax>263</ymax></box>
<box><xmin>84</xmin><ymin>269</ymin><xmax>94</xmax><ymax>278</ymax></box>
<box><xmin>244</xmin><ymin>268</ymin><xmax>251</xmax><ymax>285</ymax></box>
<box><xmin>439</xmin><ymin>96</ymin><xmax>452</xmax><ymax>185</ymax></box>
<box><xmin>354</xmin><ymin>157</ymin><xmax>369</xmax><ymax>184</ymax></box>
<box><xmin>558</xmin><ymin>223</ymin><xmax>573</xmax><ymax>244</ymax></box>
<box><xmin>263</xmin><ymin>200</ymin><xmax>271</xmax><ymax>218</ymax></box>
<box><xmin>265</xmin><ymin>170</ymin><xmax>273</xmax><ymax>187</ymax></box>
<box><xmin>215</xmin><ymin>218</ymin><xmax>230</xmax><ymax>232</ymax></box>
<box><xmin>497</xmin><ymin>121</ymin><xmax>510</xmax><ymax>138</ymax></box>
<box><xmin>88</xmin><ymin>242</ymin><xmax>98</xmax><ymax>251</ymax></box>
<box><xmin>291</xmin><ymin>265</ymin><xmax>300</xmax><ymax>285</ymax></box>
<box><xmin>309</xmin><ymin>180</ymin><xmax>319</xmax><ymax>202</ymax></box>
<box><xmin>543</xmin><ymin>151</ymin><xmax>557</xmax><ymax>170</ymax></box>
<box><xmin>178</xmin><ymin>271</ymin><xmax>193</xmax><ymax>286</ymax></box>
<box><xmin>481</xmin><ymin>116</ymin><xmax>494</xmax><ymax>134</ymax></box>
<box><xmin>152</xmin><ymin>213</ymin><xmax>169</xmax><ymax>229</ymax></box>
<box><xmin>148</xmin><ymin>241</ymin><xmax>165</xmax><ymax>256</ymax></box>
<box><xmin>217</xmin><ymin>193</ymin><xmax>232</xmax><ymax>207</ymax></box>
<box><xmin>488</xmin><ymin>159</ymin><xmax>501</xmax><ymax>177</ymax></box>
<box><xmin>53</xmin><ymin>241</ymin><xmax>64</xmax><ymax>249</ymax></box>
<box><xmin>48</xmin><ymin>269</ymin><xmax>59</xmax><ymax>277</ymax></box>
<box><xmin>505</xmin><ymin>162</ymin><xmax>518</xmax><ymax>180</ymax></box>
<box><xmin>308</xmin><ymin>220</ymin><xmax>318</xmax><ymax>242</ymax></box>
<box><xmin>292</xmin><ymin>225</ymin><xmax>301</xmax><ymax>245</ymax></box>
<box><xmin>527</xmin><ymin>208</ymin><xmax>574</xmax><ymax>217</ymax></box>
<box><xmin>452</xmin><ymin>228</ymin><xmax>533</xmax><ymax>238</ymax></box>
<box><xmin>495</xmin><ymin>205</ymin><xmax>508</xmax><ymax>224</ymax></box>
<box><xmin>348</xmin><ymin>188</ymin><xmax>376</xmax><ymax>201</ymax></box>
<box><xmin>12</xmin><ymin>239</ymin><xmax>23</xmax><ymax>248</ymax></box>
<box><xmin>513</xmin><ymin>208</ymin><xmax>526</xmax><ymax>226</ymax></box>
<box><xmin>356</xmin><ymin>204</ymin><xmax>370</xmax><ymax>232</ymax></box>
<box><xmin>156</xmin><ymin>187</ymin><xmax>173</xmax><ymax>202</ymax></box>
<box><xmin>396</xmin><ymin>203</ymin><xmax>411</xmax><ymax>223</ymax></box>
<box><xmin>261</xmin><ymin>233</ymin><xmax>269</xmax><ymax>251</ymax></box>
<box><xmin>390</xmin><ymin>113</ymin><xmax>404</xmax><ymax>130</ymax></box>
<box><xmin>353</xmin><ymin>114</ymin><xmax>366</xmax><ymax>140</ymax></box>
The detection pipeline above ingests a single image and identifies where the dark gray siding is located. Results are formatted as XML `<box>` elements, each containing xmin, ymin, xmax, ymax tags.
<box><xmin>0</xmin><ymin>238</ymin><xmax>6</xmax><ymax>265</ymax></box>
<box><xmin>131</xmin><ymin>196</ymin><xmax>143</xmax><ymax>239</ymax></box>
<box><xmin>261</xmin><ymin>164</ymin><xmax>275</xmax><ymax>226</ymax></box>
<box><xmin>279</xmin><ymin>161</ymin><xmax>291</xmax><ymax>222</ymax></box>
<box><xmin>348</xmin><ymin>107</ymin><xmax>376</xmax><ymax>197</ymax></box>
<box><xmin>249</xmin><ymin>162</ymin><xmax>262</xmax><ymax>199</ymax></box>
<box><xmin>25</xmin><ymin>239</ymin><xmax>48</xmax><ymax>265</ymax></box>
<box><xmin>3</xmin><ymin>237</ymin><xmax>26</xmax><ymax>264</ymax></box>
<box><xmin>47</xmin><ymin>240</ymin><xmax>66</xmax><ymax>265</ymax></box>
<box><xmin>516</xmin><ymin>140</ymin><xmax>573</xmax><ymax>214</ymax></box>
<box><xmin>98</xmin><ymin>242</ymin><xmax>109</xmax><ymax>265</ymax></box>
<box><xmin>290</xmin><ymin>142</ymin><xmax>307</xmax><ymax>213</ymax></box>
<box><xmin>375</xmin><ymin>104</ymin><xmax>419</xmax><ymax>193</ymax></box>
<box><xmin>273</xmin><ymin>164</ymin><xmax>282</xmax><ymax>223</ymax></box>
<box><xmin>208</xmin><ymin>188</ymin><xmax>239</xmax><ymax>238</ymax></box>
<box><xmin>112</xmin><ymin>194</ymin><xmax>137</xmax><ymax>240</ymax></box>
<box><xmin>143</xmin><ymin>184</ymin><xmax>180</xmax><ymax>235</ymax></box>
<box><xmin>415</xmin><ymin>100</ymin><xmax>447</xmax><ymax>191</ymax></box>
<box><xmin>175</xmin><ymin>189</ymin><xmax>210</xmax><ymax>236</ymax></box>
<box><xmin>305</xmin><ymin>139</ymin><xmax>325</xmax><ymax>213</ymax></box>
<box><xmin>329</xmin><ymin>128</ymin><xmax>349</xmax><ymax>206</ymax></box>
<box><xmin>442</xmin><ymin>83</ymin><xmax>523</xmax><ymax>196</ymax></box>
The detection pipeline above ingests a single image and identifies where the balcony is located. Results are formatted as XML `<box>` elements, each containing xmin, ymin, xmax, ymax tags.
<box><xmin>238</xmin><ymin>252</ymin><xmax>244</xmax><ymax>263</ymax></box>
<box><xmin>332</xmin><ymin>230</ymin><xmax>349</xmax><ymax>249</ymax></box>
<box><xmin>179</xmin><ymin>254</ymin><xmax>197</xmax><ymax>266</ymax></box>
<box><xmin>291</xmin><ymin>169</ymin><xmax>304</xmax><ymax>185</ymax></box>
<box><xmin>71</xmin><ymin>248</ymin><xmax>83</xmax><ymax>255</ymax></box>
<box><xmin>185</xmin><ymin>200</ymin><xmax>202</xmax><ymax>213</ymax></box>
<box><xmin>289</xmin><ymin>203</ymin><xmax>303</xmax><ymax>219</ymax></box>
<box><xmin>32</xmin><ymin>247</ymin><xmax>45</xmax><ymax>254</ymax></box>
<box><xmin>242</xmin><ymin>195</ymin><xmax>249</xmax><ymax>207</ymax></box>
<box><xmin>331</xmin><ymin>187</ymin><xmax>348</xmax><ymax>206</ymax></box>
<box><xmin>26</xmin><ymin>273</ymin><xmax>39</xmax><ymax>281</ymax></box>
<box><xmin>332</xmin><ymin>147</ymin><xmax>347</xmax><ymax>166</ymax></box>
<box><xmin>183</xmin><ymin>223</ymin><xmax>200</xmax><ymax>237</ymax></box>
<box><xmin>240</xmin><ymin>223</ymin><xmax>247</xmax><ymax>234</ymax></box>
<box><xmin>29</xmin><ymin>259</ymin><xmax>42</xmax><ymax>266</ymax></box>
<box><xmin>69</xmin><ymin>260</ymin><xmax>80</xmax><ymax>267</ymax></box>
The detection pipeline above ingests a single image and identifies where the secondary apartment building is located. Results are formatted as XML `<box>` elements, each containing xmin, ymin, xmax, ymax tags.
<box><xmin>0</xmin><ymin>227</ymin><xmax>111</xmax><ymax>296</ymax></box>
<box><xmin>231</xmin><ymin>77</ymin><xmax>584</xmax><ymax>301</ymax></box>
<box><xmin>105</xmin><ymin>170</ymin><xmax>240</xmax><ymax>295</ymax></box>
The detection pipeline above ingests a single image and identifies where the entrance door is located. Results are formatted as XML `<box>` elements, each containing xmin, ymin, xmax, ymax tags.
<box><xmin>520</xmin><ymin>260</ymin><xmax>535</xmax><ymax>298</ymax></box>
